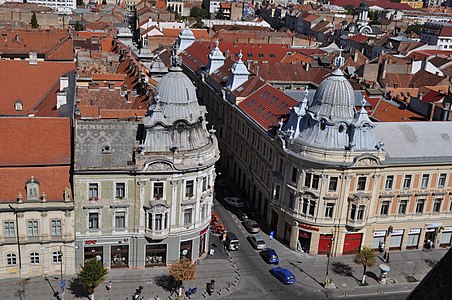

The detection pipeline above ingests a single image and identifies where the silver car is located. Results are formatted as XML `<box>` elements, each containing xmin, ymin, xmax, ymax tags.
<box><xmin>243</xmin><ymin>219</ymin><xmax>260</xmax><ymax>233</ymax></box>
<box><xmin>247</xmin><ymin>234</ymin><xmax>266</xmax><ymax>250</ymax></box>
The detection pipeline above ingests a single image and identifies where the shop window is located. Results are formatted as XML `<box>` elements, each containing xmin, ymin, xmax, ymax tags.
<box><xmin>84</xmin><ymin>246</ymin><xmax>103</xmax><ymax>262</ymax></box>
<box><xmin>146</xmin><ymin>245</ymin><xmax>167</xmax><ymax>267</ymax></box>
<box><xmin>180</xmin><ymin>240</ymin><xmax>192</xmax><ymax>260</ymax></box>
<box><xmin>111</xmin><ymin>245</ymin><xmax>129</xmax><ymax>268</ymax></box>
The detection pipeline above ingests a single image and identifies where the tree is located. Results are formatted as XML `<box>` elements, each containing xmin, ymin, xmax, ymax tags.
<box><xmin>353</xmin><ymin>246</ymin><xmax>376</xmax><ymax>284</ymax></box>
<box><xmin>406</xmin><ymin>24</ymin><xmax>422</xmax><ymax>35</ymax></box>
<box><xmin>78</xmin><ymin>259</ymin><xmax>109</xmax><ymax>300</ymax></box>
<box><xmin>215</xmin><ymin>9</ymin><xmax>224</xmax><ymax>20</ymax></box>
<box><xmin>344</xmin><ymin>5</ymin><xmax>357</xmax><ymax>16</ymax></box>
<box><xmin>74</xmin><ymin>21</ymin><xmax>85</xmax><ymax>31</ymax></box>
<box><xmin>190</xmin><ymin>7</ymin><xmax>209</xmax><ymax>20</ymax></box>
<box><xmin>30</xmin><ymin>13</ymin><xmax>39</xmax><ymax>29</ymax></box>
<box><xmin>169</xmin><ymin>259</ymin><xmax>197</xmax><ymax>297</ymax></box>
<box><xmin>76</xmin><ymin>0</ymin><xmax>85</xmax><ymax>6</ymax></box>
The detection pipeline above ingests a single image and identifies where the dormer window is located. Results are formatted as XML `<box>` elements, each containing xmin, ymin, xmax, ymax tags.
<box><xmin>26</xmin><ymin>176</ymin><xmax>40</xmax><ymax>201</ymax></box>
<box><xmin>15</xmin><ymin>100</ymin><xmax>23</xmax><ymax>111</ymax></box>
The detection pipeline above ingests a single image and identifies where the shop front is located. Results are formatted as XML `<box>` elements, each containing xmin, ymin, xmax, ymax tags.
<box><xmin>284</xmin><ymin>222</ymin><xmax>292</xmax><ymax>245</ymax></box>
<box><xmin>145</xmin><ymin>244</ymin><xmax>167</xmax><ymax>267</ymax></box>
<box><xmin>199</xmin><ymin>227</ymin><xmax>209</xmax><ymax>256</ymax></box>
<box><xmin>343</xmin><ymin>233</ymin><xmax>362</xmax><ymax>254</ymax></box>
<box><xmin>111</xmin><ymin>245</ymin><xmax>129</xmax><ymax>268</ymax></box>
<box><xmin>84</xmin><ymin>245</ymin><xmax>103</xmax><ymax>263</ymax></box>
<box><xmin>439</xmin><ymin>227</ymin><xmax>452</xmax><ymax>247</ymax></box>
<box><xmin>318</xmin><ymin>234</ymin><xmax>333</xmax><ymax>255</ymax></box>
<box><xmin>371</xmin><ymin>230</ymin><xmax>387</xmax><ymax>249</ymax></box>
<box><xmin>180</xmin><ymin>240</ymin><xmax>192</xmax><ymax>260</ymax></box>
<box><xmin>297</xmin><ymin>223</ymin><xmax>319</xmax><ymax>254</ymax></box>
<box><xmin>407</xmin><ymin>228</ymin><xmax>421</xmax><ymax>250</ymax></box>
<box><xmin>425</xmin><ymin>223</ymin><xmax>441</xmax><ymax>248</ymax></box>
<box><xmin>389</xmin><ymin>230</ymin><xmax>404</xmax><ymax>251</ymax></box>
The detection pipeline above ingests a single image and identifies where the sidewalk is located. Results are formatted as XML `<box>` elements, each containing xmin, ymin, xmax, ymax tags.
<box><xmin>0</xmin><ymin>235</ymin><xmax>239</xmax><ymax>300</ymax></box>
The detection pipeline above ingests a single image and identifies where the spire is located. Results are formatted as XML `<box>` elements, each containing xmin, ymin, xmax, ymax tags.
<box><xmin>170</xmin><ymin>44</ymin><xmax>182</xmax><ymax>71</ymax></box>
<box><xmin>208</xmin><ymin>39</ymin><xmax>225</xmax><ymax>74</ymax></box>
<box><xmin>227</xmin><ymin>49</ymin><xmax>250</xmax><ymax>91</ymax></box>
<box><xmin>177</xmin><ymin>21</ymin><xmax>195</xmax><ymax>52</ymax></box>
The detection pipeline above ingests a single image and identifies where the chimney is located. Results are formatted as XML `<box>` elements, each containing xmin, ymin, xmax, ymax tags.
<box><xmin>353</xmin><ymin>50</ymin><xmax>358</xmax><ymax>63</ymax></box>
<box><xmin>59</xmin><ymin>76</ymin><xmax>69</xmax><ymax>91</ymax></box>
<box><xmin>56</xmin><ymin>91</ymin><xmax>67</xmax><ymax>109</ymax></box>
<box><xmin>305</xmin><ymin>63</ymin><xmax>310</xmax><ymax>72</ymax></box>
<box><xmin>29</xmin><ymin>52</ymin><xmax>37</xmax><ymax>65</ymax></box>
<box><xmin>225</xmin><ymin>50</ymin><xmax>229</xmax><ymax>58</ymax></box>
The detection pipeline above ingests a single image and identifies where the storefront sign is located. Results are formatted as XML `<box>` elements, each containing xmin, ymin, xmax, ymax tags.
<box><xmin>85</xmin><ymin>240</ymin><xmax>97</xmax><ymax>245</ymax></box>
<box><xmin>298</xmin><ymin>223</ymin><xmax>319</xmax><ymax>232</ymax></box>
<box><xmin>373</xmin><ymin>230</ymin><xmax>386</xmax><ymax>237</ymax></box>
<box><xmin>409</xmin><ymin>229</ymin><xmax>421</xmax><ymax>234</ymax></box>
<box><xmin>391</xmin><ymin>229</ymin><xmax>404</xmax><ymax>236</ymax></box>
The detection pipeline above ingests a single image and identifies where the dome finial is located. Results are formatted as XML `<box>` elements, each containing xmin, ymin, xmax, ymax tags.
<box><xmin>170</xmin><ymin>44</ymin><xmax>182</xmax><ymax>70</ymax></box>
<box><xmin>215</xmin><ymin>39</ymin><xmax>220</xmax><ymax>50</ymax></box>
<box><xmin>334</xmin><ymin>47</ymin><xmax>345</xmax><ymax>69</ymax></box>
<box><xmin>238</xmin><ymin>50</ymin><xmax>243</xmax><ymax>62</ymax></box>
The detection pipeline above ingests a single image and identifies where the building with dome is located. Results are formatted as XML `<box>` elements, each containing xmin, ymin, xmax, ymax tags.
<box><xmin>73</xmin><ymin>54</ymin><xmax>219</xmax><ymax>268</ymax></box>
<box><xmin>343</xmin><ymin>1</ymin><xmax>381</xmax><ymax>36</ymax></box>
<box><xmin>180</xmin><ymin>39</ymin><xmax>452</xmax><ymax>256</ymax></box>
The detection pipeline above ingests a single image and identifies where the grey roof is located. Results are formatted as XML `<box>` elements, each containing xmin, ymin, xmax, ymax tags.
<box><xmin>374</xmin><ymin>122</ymin><xmax>452</xmax><ymax>164</ymax></box>
<box><xmin>308</xmin><ymin>69</ymin><xmax>356</xmax><ymax>123</ymax></box>
<box><xmin>75</xmin><ymin>120</ymin><xmax>138</xmax><ymax>170</ymax></box>
<box><xmin>156</xmin><ymin>69</ymin><xmax>198</xmax><ymax>105</ymax></box>
<box><xmin>284</xmin><ymin>89</ymin><xmax>369</xmax><ymax>107</ymax></box>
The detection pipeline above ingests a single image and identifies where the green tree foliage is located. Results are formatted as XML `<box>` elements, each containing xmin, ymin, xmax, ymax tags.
<box><xmin>215</xmin><ymin>9</ymin><xmax>224</xmax><ymax>20</ymax></box>
<box><xmin>77</xmin><ymin>0</ymin><xmax>85</xmax><ymax>6</ymax></box>
<box><xmin>78</xmin><ymin>259</ymin><xmax>109</xmax><ymax>296</ymax></box>
<box><xmin>344</xmin><ymin>5</ymin><xmax>357</xmax><ymax>15</ymax></box>
<box><xmin>74</xmin><ymin>21</ymin><xmax>85</xmax><ymax>31</ymax></box>
<box><xmin>353</xmin><ymin>246</ymin><xmax>376</xmax><ymax>284</ymax></box>
<box><xmin>30</xmin><ymin>13</ymin><xmax>39</xmax><ymax>29</ymax></box>
<box><xmin>406</xmin><ymin>24</ymin><xmax>422</xmax><ymax>35</ymax></box>
<box><xmin>190</xmin><ymin>7</ymin><xmax>209</xmax><ymax>20</ymax></box>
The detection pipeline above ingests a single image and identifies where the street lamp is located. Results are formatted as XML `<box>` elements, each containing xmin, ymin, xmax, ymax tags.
<box><xmin>41</xmin><ymin>244</ymin><xmax>78</xmax><ymax>300</ymax></box>
<box><xmin>8</xmin><ymin>204</ymin><xmax>24</xmax><ymax>299</ymax></box>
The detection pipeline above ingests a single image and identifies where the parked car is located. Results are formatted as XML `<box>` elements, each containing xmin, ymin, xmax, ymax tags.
<box><xmin>247</xmin><ymin>234</ymin><xmax>266</xmax><ymax>250</ymax></box>
<box><xmin>261</xmin><ymin>248</ymin><xmax>279</xmax><ymax>264</ymax></box>
<box><xmin>223</xmin><ymin>197</ymin><xmax>245</xmax><ymax>208</ymax></box>
<box><xmin>243</xmin><ymin>219</ymin><xmax>260</xmax><ymax>233</ymax></box>
<box><xmin>270</xmin><ymin>267</ymin><xmax>296</xmax><ymax>285</ymax></box>
<box><xmin>236</xmin><ymin>210</ymin><xmax>248</xmax><ymax>221</ymax></box>
<box><xmin>224</xmin><ymin>232</ymin><xmax>240</xmax><ymax>251</ymax></box>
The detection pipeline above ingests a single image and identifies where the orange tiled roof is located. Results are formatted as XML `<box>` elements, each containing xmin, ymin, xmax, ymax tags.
<box><xmin>371</xmin><ymin>99</ymin><xmax>426</xmax><ymax>122</ymax></box>
<box><xmin>162</xmin><ymin>28</ymin><xmax>210</xmax><ymax>39</ymax></box>
<box><xmin>0</xmin><ymin>60</ymin><xmax>75</xmax><ymax>115</ymax></box>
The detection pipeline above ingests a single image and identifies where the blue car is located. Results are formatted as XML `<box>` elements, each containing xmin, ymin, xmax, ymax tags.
<box><xmin>270</xmin><ymin>267</ymin><xmax>296</xmax><ymax>285</ymax></box>
<box><xmin>261</xmin><ymin>248</ymin><xmax>279</xmax><ymax>264</ymax></box>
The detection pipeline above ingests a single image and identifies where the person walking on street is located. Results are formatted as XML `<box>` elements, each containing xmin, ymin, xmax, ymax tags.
<box><xmin>106</xmin><ymin>280</ymin><xmax>112</xmax><ymax>292</ymax></box>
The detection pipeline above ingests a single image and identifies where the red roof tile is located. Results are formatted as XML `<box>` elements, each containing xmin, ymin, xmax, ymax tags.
<box><xmin>371</xmin><ymin>99</ymin><xmax>426</xmax><ymax>122</ymax></box>
<box><xmin>0</xmin><ymin>118</ymin><xmax>71</xmax><ymax>166</ymax></box>
<box><xmin>349</xmin><ymin>34</ymin><xmax>368</xmax><ymax>43</ymax></box>
<box><xmin>330</xmin><ymin>0</ymin><xmax>414</xmax><ymax>10</ymax></box>
<box><xmin>238</xmin><ymin>83</ymin><xmax>298</xmax><ymax>131</ymax></box>
<box><xmin>0</xmin><ymin>60</ymin><xmax>75</xmax><ymax>115</ymax></box>
<box><xmin>440</xmin><ymin>25</ymin><xmax>452</xmax><ymax>38</ymax></box>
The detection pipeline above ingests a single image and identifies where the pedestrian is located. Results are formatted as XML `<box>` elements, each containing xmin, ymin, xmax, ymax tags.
<box><xmin>386</xmin><ymin>252</ymin><xmax>390</xmax><ymax>263</ymax></box>
<box><xmin>106</xmin><ymin>280</ymin><xmax>112</xmax><ymax>292</ymax></box>
<box><xmin>429</xmin><ymin>240</ymin><xmax>433</xmax><ymax>250</ymax></box>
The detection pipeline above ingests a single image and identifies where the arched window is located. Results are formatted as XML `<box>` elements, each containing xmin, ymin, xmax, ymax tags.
<box><xmin>26</xmin><ymin>176</ymin><xmax>40</xmax><ymax>200</ymax></box>
<box><xmin>15</xmin><ymin>100</ymin><xmax>23</xmax><ymax>111</ymax></box>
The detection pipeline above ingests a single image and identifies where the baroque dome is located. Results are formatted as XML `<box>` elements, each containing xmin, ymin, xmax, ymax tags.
<box><xmin>156</xmin><ymin>68</ymin><xmax>198</xmax><ymax>104</ymax></box>
<box><xmin>308</xmin><ymin>69</ymin><xmax>355</xmax><ymax>123</ymax></box>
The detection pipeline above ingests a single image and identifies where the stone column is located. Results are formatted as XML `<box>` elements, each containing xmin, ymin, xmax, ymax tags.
<box><xmin>290</xmin><ymin>220</ymin><xmax>300</xmax><ymax>251</ymax></box>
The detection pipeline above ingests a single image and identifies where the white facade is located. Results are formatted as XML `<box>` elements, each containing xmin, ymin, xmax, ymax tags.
<box><xmin>24</xmin><ymin>0</ymin><xmax>76</xmax><ymax>13</ymax></box>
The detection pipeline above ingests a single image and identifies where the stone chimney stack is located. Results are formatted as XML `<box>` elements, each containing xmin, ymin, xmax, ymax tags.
<box><xmin>59</xmin><ymin>76</ymin><xmax>69</xmax><ymax>91</ymax></box>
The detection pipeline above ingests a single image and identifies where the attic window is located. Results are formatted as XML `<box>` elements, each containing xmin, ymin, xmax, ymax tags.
<box><xmin>338</xmin><ymin>125</ymin><xmax>345</xmax><ymax>133</ymax></box>
<box><xmin>26</xmin><ymin>176</ymin><xmax>40</xmax><ymax>201</ymax></box>
<box><xmin>269</xmin><ymin>54</ymin><xmax>276</xmax><ymax>58</ymax></box>
<box><xmin>15</xmin><ymin>100</ymin><xmax>23</xmax><ymax>111</ymax></box>
<box><xmin>258</xmin><ymin>54</ymin><xmax>264</xmax><ymax>58</ymax></box>
<box><xmin>102</xmin><ymin>144</ymin><xmax>112</xmax><ymax>154</ymax></box>
<box><xmin>247</xmin><ymin>53</ymin><xmax>253</xmax><ymax>58</ymax></box>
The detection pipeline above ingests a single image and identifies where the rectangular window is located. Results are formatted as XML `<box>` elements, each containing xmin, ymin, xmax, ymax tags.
<box><xmin>433</xmin><ymin>198</ymin><xmax>442</xmax><ymax>213</ymax></box>
<box><xmin>50</xmin><ymin>219</ymin><xmax>62</xmax><ymax>236</ymax></box>
<box><xmin>357</xmin><ymin>205</ymin><xmax>365</xmax><ymax>220</ymax></box>
<box><xmin>304</xmin><ymin>173</ymin><xmax>312</xmax><ymax>188</ymax></box>
<box><xmin>291</xmin><ymin>167</ymin><xmax>298</xmax><ymax>183</ymax></box>
<box><xmin>398</xmin><ymin>200</ymin><xmax>407</xmax><ymax>214</ymax></box>
<box><xmin>288</xmin><ymin>192</ymin><xmax>295</xmax><ymax>209</ymax></box>
<box><xmin>7</xmin><ymin>254</ymin><xmax>17</xmax><ymax>266</ymax></box>
<box><xmin>302</xmin><ymin>199</ymin><xmax>308</xmax><ymax>214</ymax></box>
<box><xmin>185</xmin><ymin>180</ymin><xmax>194</xmax><ymax>197</ymax></box>
<box><xmin>350</xmin><ymin>204</ymin><xmax>357</xmax><ymax>220</ymax></box>
<box><xmin>184</xmin><ymin>208</ymin><xmax>193</xmax><ymax>226</ymax></box>
<box><xmin>325</xmin><ymin>203</ymin><xmax>334</xmax><ymax>218</ymax></box>
<box><xmin>380</xmin><ymin>201</ymin><xmax>390</xmax><ymax>215</ymax></box>
<box><xmin>357</xmin><ymin>177</ymin><xmax>366</xmax><ymax>191</ymax></box>
<box><xmin>385</xmin><ymin>175</ymin><xmax>394</xmax><ymax>190</ymax></box>
<box><xmin>328</xmin><ymin>177</ymin><xmax>338</xmax><ymax>192</ymax></box>
<box><xmin>27</xmin><ymin>220</ymin><xmax>39</xmax><ymax>236</ymax></box>
<box><xmin>155</xmin><ymin>214</ymin><xmax>163</xmax><ymax>230</ymax></box>
<box><xmin>115</xmin><ymin>182</ymin><xmax>125</xmax><ymax>199</ymax></box>
<box><xmin>308</xmin><ymin>200</ymin><xmax>316</xmax><ymax>216</ymax></box>
<box><xmin>52</xmin><ymin>251</ymin><xmax>62</xmax><ymax>263</ymax></box>
<box><xmin>202</xmin><ymin>177</ymin><xmax>208</xmax><ymax>191</ymax></box>
<box><xmin>88</xmin><ymin>212</ymin><xmax>99</xmax><ymax>229</ymax></box>
<box><xmin>115</xmin><ymin>212</ymin><xmax>126</xmax><ymax>229</ymax></box>
<box><xmin>274</xmin><ymin>185</ymin><xmax>280</xmax><ymax>201</ymax></box>
<box><xmin>153</xmin><ymin>182</ymin><xmax>164</xmax><ymax>199</ymax></box>
<box><xmin>312</xmin><ymin>175</ymin><xmax>320</xmax><ymax>190</ymax></box>
<box><xmin>88</xmin><ymin>183</ymin><xmax>99</xmax><ymax>200</ymax></box>
<box><xmin>4</xmin><ymin>221</ymin><xmax>15</xmax><ymax>238</ymax></box>
<box><xmin>438</xmin><ymin>173</ymin><xmax>447</xmax><ymax>188</ymax></box>
<box><xmin>403</xmin><ymin>175</ymin><xmax>412</xmax><ymax>189</ymax></box>
<box><xmin>421</xmin><ymin>174</ymin><xmax>429</xmax><ymax>189</ymax></box>
<box><xmin>416</xmin><ymin>200</ymin><xmax>425</xmax><ymax>213</ymax></box>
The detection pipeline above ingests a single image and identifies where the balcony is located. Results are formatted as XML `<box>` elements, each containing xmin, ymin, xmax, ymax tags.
<box><xmin>145</xmin><ymin>228</ymin><xmax>169</xmax><ymax>240</ymax></box>
<box><xmin>346</xmin><ymin>219</ymin><xmax>366</xmax><ymax>231</ymax></box>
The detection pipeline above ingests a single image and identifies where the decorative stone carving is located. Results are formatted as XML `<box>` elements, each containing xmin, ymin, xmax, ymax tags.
<box><xmin>354</xmin><ymin>157</ymin><xmax>378</xmax><ymax>166</ymax></box>
<box><xmin>349</xmin><ymin>192</ymin><xmax>371</xmax><ymax>205</ymax></box>
<box><xmin>145</xmin><ymin>162</ymin><xmax>173</xmax><ymax>171</ymax></box>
